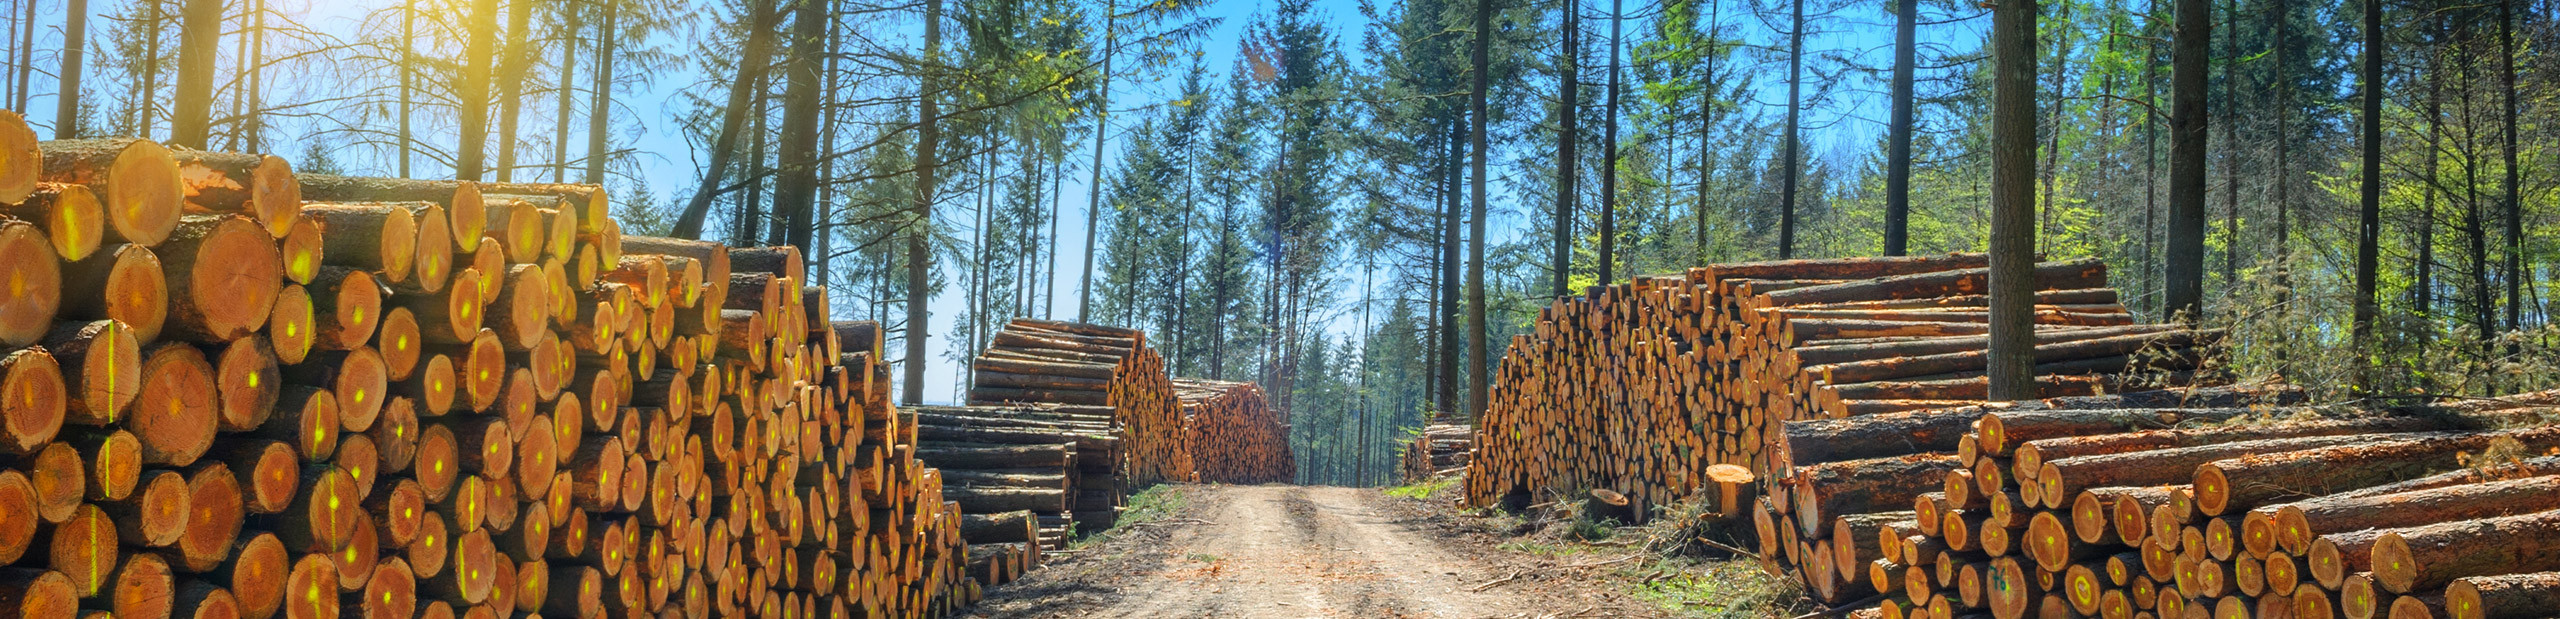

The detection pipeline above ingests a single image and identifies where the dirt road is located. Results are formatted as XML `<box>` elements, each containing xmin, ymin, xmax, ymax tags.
<box><xmin>961</xmin><ymin>485</ymin><xmax>1667</xmax><ymax>619</ymax></box>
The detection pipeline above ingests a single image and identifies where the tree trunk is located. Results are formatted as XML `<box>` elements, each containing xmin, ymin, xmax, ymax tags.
<box><xmin>1777</xmin><ymin>0</ymin><xmax>1801</xmax><ymax>259</ymax></box>
<box><xmin>775</xmin><ymin>0</ymin><xmax>826</xmax><ymax>251</ymax></box>
<box><xmin>2352</xmin><ymin>0</ymin><xmax>2382</xmax><ymax>391</ymax></box>
<box><xmin>2163</xmin><ymin>0</ymin><xmax>2208</xmax><ymax>319</ymax></box>
<box><xmin>1075</xmin><ymin>0</ymin><xmax>1114</xmax><ymax>322</ymax></box>
<box><xmin>456</xmin><ymin>0</ymin><xmax>496</xmax><ymax>180</ymax></box>
<box><xmin>552</xmin><ymin>0</ymin><xmax>579</xmax><ymax>183</ymax></box>
<box><xmin>492</xmin><ymin>0</ymin><xmax>534</xmax><ymax>182</ymax></box>
<box><xmin>1466</xmin><ymin>0</ymin><xmax>1490</xmax><ymax>422</ymax></box>
<box><xmin>1599</xmin><ymin>0</ymin><xmax>1623</xmax><ymax>277</ymax></box>
<box><xmin>166</xmin><ymin>0</ymin><xmax>218</xmax><ymax>148</ymax></box>
<box><xmin>904</xmin><ymin>0</ymin><xmax>939</xmax><ymax>405</ymax></box>
<box><xmin>669</xmin><ymin>0</ymin><xmax>779</xmax><ymax>239</ymax></box>
<box><xmin>53</xmin><ymin>0</ymin><xmax>85</xmax><ymax>139</ymax></box>
<box><xmin>399</xmin><ymin>0</ymin><xmax>414</xmax><ymax>177</ymax></box>
<box><xmin>584</xmin><ymin>0</ymin><xmax>616</xmax><ymax>184</ymax></box>
<box><xmin>2498</xmin><ymin>0</ymin><xmax>2519</xmax><ymax>335</ymax></box>
<box><xmin>1436</xmin><ymin>122</ymin><xmax>1459</xmax><ymax>418</ymax></box>
<box><xmin>1553</xmin><ymin>0</ymin><xmax>1576</xmax><ymax>297</ymax></box>
<box><xmin>1884</xmin><ymin>0</ymin><xmax>1915</xmax><ymax>256</ymax></box>
<box><xmin>1986</xmin><ymin>0</ymin><xmax>2036</xmax><ymax>402</ymax></box>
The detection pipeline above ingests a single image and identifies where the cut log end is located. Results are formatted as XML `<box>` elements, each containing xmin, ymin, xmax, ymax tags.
<box><xmin>0</xmin><ymin>221</ymin><xmax>62</xmax><ymax>347</ymax></box>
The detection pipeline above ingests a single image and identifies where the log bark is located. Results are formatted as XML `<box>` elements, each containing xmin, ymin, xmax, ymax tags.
<box><xmin>2444</xmin><ymin>572</ymin><xmax>2560</xmax><ymax>619</ymax></box>
<box><xmin>302</xmin><ymin>203</ymin><xmax>419</xmax><ymax>283</ymax></box>
<box><xmin>157</xmin><ymin>215</ymin><xmax>281</xmax><ymax>342</ymax></box>
<box><xmin>40</xmin><ymin>138</ymin><xmax>181</xmax><ymax>246</ymax></box>
<box><xmin>2192</xmin><ymin>427</ymin><xmax>2560</xmax><ymax>517</ymax></box>
<box><xmin>2369</xmin><ymin>509</ymin><xmax>2560</xmax><ymax>594</ymax></box>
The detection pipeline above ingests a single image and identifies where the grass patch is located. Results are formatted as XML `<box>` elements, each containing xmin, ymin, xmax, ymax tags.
<box><xmin>1620</xmin><ymin>557</ymin><xmax>1804</xmax><ymax>618</ymax></box>
<box><xmin>1385</xmin><ymin>475</ymin><xmax>1458</xmax><ymax>500</ymax></box>
<box><xmin>1070</xmin><ymin>484</ymin><xmax>1192</xmax><ymax>551</ymax></box>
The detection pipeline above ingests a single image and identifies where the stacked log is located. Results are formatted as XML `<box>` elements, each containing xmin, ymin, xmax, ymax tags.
<box><xmin>908</xmin><ymin>403</ymin><xmax>1118</xmax><ymax>565</ymax></box>
<box><xmin>1466</xmin><ymin>254</ymin><xmax>2222</xmax><ymax>518</ymax></box>
<box><xmin>0</xmin><ymin>120</ymin><xmax>981</xmax><ymax>618</ymax></box>
<box><xmin>968</xmin><ymin>318</ymin><xmax>1188</xmax><ymax>490</ymax></box>
<box><xmin>1172</xmin><ymin>379</ymin><xmax>1294</xmax><ymax>484</ymax></box>
<box><xmin>1809</xmin><ymin>393</ymin><xmax>2560</xmax><ymax>619</ymax></box>
<box><xmin>1400</xmin><ymin>424</ymin><xmax>1472</xmax><ymax>484</ymax></box>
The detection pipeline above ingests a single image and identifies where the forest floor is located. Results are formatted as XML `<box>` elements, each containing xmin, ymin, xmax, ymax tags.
<box><xmin>959</xmin><ymin>484</ymin><xmax>1790</xmax><ymax>618</ymax></box>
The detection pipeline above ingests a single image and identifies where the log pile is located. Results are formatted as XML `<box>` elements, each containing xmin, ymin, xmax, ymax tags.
<box><xmin>1172</xmin><ymin>379</ymin><xmax>1294</xmax><ymax>484</ymax></box>
<box><xmin>1465</xmin><ymin>254</ymin><xmax>2222</xmax><ymax>518</ymax></box>
<box><xmin>908</xmin><ymin>403</ymin><xmax>1119</xmax><ymax>567</ymax></box>
<box><xmin>1808</xmin><ymin>393</ymin><xmax>2560</xmax><ymax>619</ymax></box>
<box><xmin>0</xmin><ymin>121</ymin><xmax>981</xmax><ymax>618</ymax></box>
<box><xmin>1400</xmin><ymin>424</ymin><xmax>1472</xmax><ymax>484</ymax></box>
<box><xmin>968</xmin><ymin>318</ymin><xmax>1189</xmax><ymax>488</ymax></box>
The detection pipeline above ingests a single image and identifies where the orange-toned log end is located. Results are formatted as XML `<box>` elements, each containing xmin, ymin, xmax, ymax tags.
<box><xmin>491</xmin><ymin>201</ymin><xmax>543</xmax><ymax>264</ymax></box>
<box><xmin>173</xmin><ymin>580</ymin><xmax>242</xmax><ymax>619</ymax></box>
<box><xmin>279</xmin><ymin>216</ymin><xmax>322</xmax><ymax>285</ymax></box>
<box><xmin>178</xmin><ymin>464</ymin><xmax>245</xmax><ymax>573</ymax></box>
<box><xmin>48</xmin><ymin>138</ymin><xmax>181</xmax><ymax>246</ymax></box>
<box><xmin>371</xmin><ymin>398</ymin><xmax>418</xmax><ymax>474</ymax></box>
<box><xmin>106</xmin><ymin>468</ymin><xmax>191</xmax><ymax>547</ymax></box>
<box><xmin>515</xmin><ymin>416</ymin><xmax>557</xmax><ymax>496</ymax></box>
<box><xmin>0</xmin><ymin>348</ymin><xmax>66</xmax><ymax>453</ymax></box>
<box><xmin>275</xmin><ymin>387</ymin><xmax>338</xmax><ymax>461</ymax></box>
<box><xmin>2295</xmin><ymin>587</ymin><xmax>2336</xmax><ymax>619</ymax></box>
<box><xmin>19</xmin><ymin>447</ymin><xmax>74</xmax><ymax>525</ymax></box>
<box><xmin>2192</xmin><ymin>464</ymin><xmax>2234</xmax><ymax>518</ymax></box>
<box><xmin>282</xmin><ymin>553</ymin><xmax>340</xmax><ymax>619</ymax></box>
<box><xmin>371</xmin><ymin>479</ymin><xmax>424</xmax><ymax>547</ymax></box>
<box><xmin>359</xmin><ymin>559</ymin><xmax>417</xmax><ymax>619</ymax></box>
<box><xmin>224</xmin><ymin>533</ymin><xmax>288</xmax><ymax>619</ymax></box>
<box><xmin>448</xmin><ymin>185</ymin><xmax>484</xmax><ymax>254</ymax></box>
<box><xmin>133</xmin><ymin>343</ymin><xmax>218</xmax><ymax>466</ymax></box>
<box><xmin>47</xmin><ymin>504</ymin><xmax>119</xmax><ymax>597</ymax></box>
<box><xmin>408</xmin><ymin>204</ymin><xmax>452</xmax><ymax>293</ymax></box>
<box><xmin>68</xmin><ymin>243</ymin><xmax>169</xmax><ymax>344</ymax></box>
<box><xmin>7</xmin><ymin>183</ymin><xmax>106</xmax><ymax>262</ymax></box>
<box><xmin>542</xmin><ymin>565</ymin><xmax>598</xmax><ymax>618</ymax></box>
<box><xmin>110</xmin><ymin>549</ymin><xmax>174</xmax><ymax>619</ymax></box>
<box><xmin>0</xmin><ymin>110</ymin><xmax>38</xmax><ymax>204</ymax></box>
<box><xmin>0</xmin><ymin>221</ymin><xmax>62</xmax><ymax>348</ymax></box>
<box><xmin>330</xmin><ymin>348</ymin><xmax>389</xmax><ymax>433</ymax></box>
<box><xmin>215</xmin><ymin>336</ymin><xmax>281</xmax><ymax>433</ymax></box>
<box><xmin>290</xmin><ymin>467</ymin><xmax>360</xmax><ymax>552</ymax></box>
<box><xmin>467</xmin><ymin>241</ymin><xmax>502</xmax><ymax>307</ymax></box>
<box><xmin>0</xmin><ymin>471</ymin><xmax>37</xmax><ymax>564</ymax></box>
<box><xmin>2446</xmin><ymin>572</ymin><xmax>2560</xmax><ymax>619</ymax></box>
<box><xmin>332</xmin><ymin>518</ymin><xmax>379</xmax><ymax>592</ymax></box>
<box><xmin>491</xmin><ymin>265</ymin><xmax>549</xmax><ymax>350</ymax></box>
<box><xmin>437</xmin><ymin>528</ymin><xmax>498</xmax><ymax>605</ymax></box>
<box><xmin>75</xmin><ymin>431</ymin><xmax>137</xmax><ymax>504</ymax></box>
<box><xmin>512</xmin><ymin>560</ymin><xmax>546</xmax><ymax>614</ymax></box>
<box><xmin>409</xmin><ymin>512</ymin><xmax>449</xmax><ymax>580</ymax></box>
<box><xmin>247</xmin><ymin>155</ymin><xmax>299</xmax><ymax>239</ymax></box>
<box><xmin>2389</xmin><ymin>595</ymin><xmax>2446</xmax><ymax>619</ymax></box>
<box><xmin>337</xmin><ymin>434</ymin><xmax>381</xmax><ymax>501</ymax></box>
<box><xmin>1987</xmin><ymin>557</ymin><xmax>2033</xmax><ymax>619</ymax></box>
<box><xmin>0</xmin><ymin>569</ymin><xmax>79</xmax><ymax>619</ymax></box>
<box><xmin>234</xmin><ymin>440</ymin><xmax>299</xmax><ymax>515</ymax></box>
<box><xmin>312</xmin><ymin>268</ymin><xmax>383</xmax><ymax>351</ymax></box>
<box><xmin>405</xmin><ymin>354</ymin><xmax>455</xmax><ymax>416</ymax></box>
<box><xmin>266</xmin><ymin>285</ymin><xmax>314</xmax><ymax>365</ymax></box>
<box><xmin>415</xmin><ymin>423</ymin><xmax>459</xmax><ymax>501</ymax></box>
<box><xmin>163</xmin><ymin>216</ymin><xmax>281</xmax><ymax>342</ymax></box>
<box><xmin>379</xmin><ymin>308</ymin><xmax>421</xmax><ymax>381</ymax></box>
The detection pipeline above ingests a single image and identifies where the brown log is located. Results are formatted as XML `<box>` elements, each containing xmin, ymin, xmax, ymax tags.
<box><xmin>2444</xmin><ymin>572</ymin><xmax>2560</xmax><ymax>619</ymax></box>
<box><xmin>281</xmin><ymin>552</ymin><xmax>339</xmax><ymax>619</ymax></box>
<box><xmin>2367</xmin><ymin>509</ymin><xmax>2560</xmax><ymax>594</ymax></box>
<box><xmin>212</xmin><ymin>336</ymin><xmax>280</xmax><ymax>433</ymax></box>
<box><xmin>41</xmin><ymin>320</ymin><xmax>136</xmax><ymax>428</ymax></box>
<box><xmin>301</xmin><ymin>203</ymin><xmax>418</xmax><ymax>283</ymax></box>
<box><xmin>57</xmin><ymin>242</ymin><xmax>167</xmax><ymax>343</ymax></box>
<box><xmin>40</xmin><ymin>138</ymin><xmax>182</xmax><ymax>246</ymax></box>
<box><xmin>0</xmin><ymin>111</ymin><xmax>34</xmax><ymax>203</ymax></box>
<box><xmin>278</xmin><ymin>212</ymin><xmax>323</xmax><ymax>285</ymax></box>
<box><xmin>101</xmin><ymin>468</ymin><xmax>189</xmax><ymax>547</ymax></box>
<box><xmin>0</xmin><ymin>183</ymin><xmax>106</xmax><ymax>261</ymax></box>
<box><xmin>176</xmin><ymin>462</ymin><xmax>244</xmax><ymax>572</ymax></box>
<box><xmin>0</xmin><ymin>223</ymin><xmax>59</xmax><ymax>349</ymax></box>
<box><xmin>2192</xmin><ymin>427</ymin><xmax>2560</xmax><ymax>517</ymax></box>
<box><xmin>0</xmin><ymin>568</ymin><xmax>78</xmax><ymax>619</ymax></box>
<box><xmin>157</xmin><ymin>215</ymin><xmax>281</xmax><ymax>342</ymax></box>
<box><xmin>132</xmin><ymin>342</ymin><xmax>218</xmax><ymax>466</ymax></box>
<box><xmin>308</xmin><ymin>267</ymin><xmax>384</xmax><ymax>350</ymax></box>
<box><xmin>267</xmin><ymin>284</ymin><xmax>313</xmax><ymax>365</ymax></box>
<box><xmin>1760</xmin><ymin>259</ymin><xmax>2108</xmax><ymax>307</ymax></box>
<box><xmin>1789</xmin><ymin>454</ymin><xmax>1966</xmax><ymax>537</ymax></box>
<box><xmin>293</xmin><ymin>175</ymin><xmax>487</xmax><ymax>252</ymax></box>
<box><xmin>2316</xmin><ymin>455</ymin><xmax>2560</xmax><ymax>501</ymax></box>
<box><xmin>2039</xmin><ymin>433</ymin><xmax>2416</xmax><ymax>504</ymax></box>
<box><xmin>0</xmin><ymin>471</ymin><xmax>34</xmax><ymax>564</ymax></box>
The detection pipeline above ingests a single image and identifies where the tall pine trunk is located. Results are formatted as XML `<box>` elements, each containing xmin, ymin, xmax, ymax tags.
<box><xmin>774</xmin><ymin>0</ymin><xmax>828</xmax><ymax>249</ymax></box>
<box><xmin>2163</xmin><ymin>0</ymin><xmax>2209</xmax><ymax>320</ymax></box>
<box><xmin>1436</xmin><ymin>121</ymin><xmax>1460</xmax><ymax>419</ymax></box>
<box><xmin>493</xmin><ymin>0</ymin><xmax>534</xmax><ymax>181</ymax></box>
<box><xmin>1598</xmin><ymin>0</ymin><xmax>1622</xmax><ymax>279</ymax></box>
<box><xmin>670</xmin><ymin>0</ymin><xmax>781</xmax><ymax>239</ymax></box>
<box><xmin>1465</xmin><ymin>0</ymin><xmax>1490</xmax><ymax>421</ymax></box>
<box><xmin>458</xmin><ymin>0</ymin><xmax>497</xmax><ymax>180</ymax></box>
<box><xmin>400</xmin><ymin>0</ymin><xmax>413</xmax><ymax>176</ymax></box>
<box><xmin>1778</xmin><ymin>0</ymin><xmax>1800</xmax><ymax>258</ymax></box>
<box><xmin>167</xmin><ymin>0</ymin><xmax>217</xmax><ymax>148</ymax></box>
<box><xmin>54</xmin><ymin>0</ymin><xmax>84</xmax><ymax>138</ymax></box>
<box><xmin>584</xmin><ymin>0</ymin><xmax>616</xmax><ymax>183</ymax></box>
<box><xmin>2497</xmin><ymin>0</ymin><xmax>2520</xmax><ymax>333</ymax></box>
<box><xmin>1885</xmin><ymin>0</ymin><xmax>1915</xmax><ymax>256</ymax></box>
<box><xmin>1987</xmin><ymin>0</ymin><xmax>2038</xmax><ymax>401</ymax></box>
<box><xmin>903</xmin><ymin>0</ymin><xmax>941</xmax><ymax>405</ymax></box>
<box><xmin>1076</xmin><ymin>0</ymin><xmax>1115</xmax><ymax>322</ymax></box>
<box><xmin>1553</xmin><ymin>0</ymin><xmax>1575</xmax><ymax>297</ymax></box>
<box><xmin>2351</xmin><ymin>0</ymin><xmax>2381</xmax><ymax>391</ymax></box>
<box><xmin>552</xmin><ymin>0</ymin><xmax>578</xmax><ymax>183</ymax></box>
